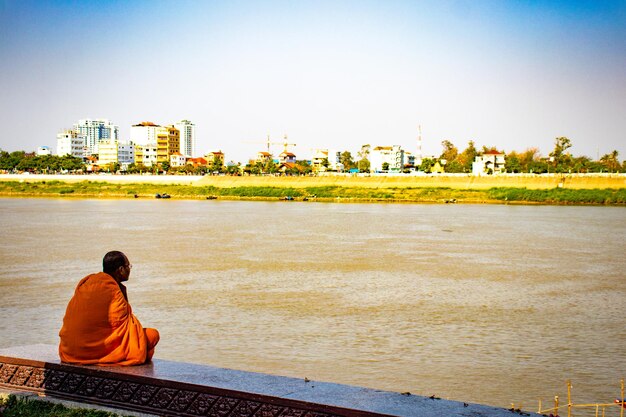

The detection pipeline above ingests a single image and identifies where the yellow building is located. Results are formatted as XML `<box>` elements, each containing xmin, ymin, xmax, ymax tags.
<box><xmin>157</xmin><ymin>132</ymin><xmax>168</xmax><ymax>163</ymax></box>
<box><xmin>134</xmin><ymin>145</ymin><xmax>144</xmax><ymax>166</ymax></box>
<box><xmin>256</xmin><ymin>151</ymin><xmax>272</xmax><ymax>164</ymax></box>
<box><xmin>167</xmin><ymin>126</ymin><xmax>180</xmax><ymax>155</ymax></box>
<box><xmin>431</xmin><ymin>161</ymin><xmax>445</xmax><ymax>174</ymax></box>
<box><xmin>98</xmin><ymin>140</ymin><xmax>119</xmax><ymax>168</ymax></box>
<box><xmin>156</xmin><ymin>126</ymin><xmax>180</xmax><ymax>164</ymax></box>
<box><xmin>205</xmin><ymin>151</ymin><xmax>224</xmax><ymax>167</ymax></box>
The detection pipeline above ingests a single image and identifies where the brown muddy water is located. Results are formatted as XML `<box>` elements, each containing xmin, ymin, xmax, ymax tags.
<box><xmin>0</xmin><ymin>198</ymin><xmax>624</xmax><ymax>411</ymax></box>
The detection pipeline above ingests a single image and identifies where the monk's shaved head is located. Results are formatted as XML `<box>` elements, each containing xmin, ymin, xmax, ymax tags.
<box><xmin>103</xmin><ymin>251</ymin><xmax>127</xmax><ymax>275</ymax></box>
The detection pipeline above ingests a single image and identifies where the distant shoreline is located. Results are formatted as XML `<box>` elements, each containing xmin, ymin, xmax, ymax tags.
<box><xmin>0</xmin><ymin>174</ymin><xmax>624</xmax><ymax>205</ymax></box>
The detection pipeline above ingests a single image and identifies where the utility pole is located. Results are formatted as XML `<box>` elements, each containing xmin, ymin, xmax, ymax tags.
<box><xmin>417</xmin><ymin>124</ymin><xmax>423</xmax><ymax>160</ymax></box>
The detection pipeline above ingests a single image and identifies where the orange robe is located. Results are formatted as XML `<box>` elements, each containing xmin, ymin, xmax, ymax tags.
<box><xmin>59</xmin><ymin>272</ymin><xmax>159</xmax><ymax>366</ymax></box>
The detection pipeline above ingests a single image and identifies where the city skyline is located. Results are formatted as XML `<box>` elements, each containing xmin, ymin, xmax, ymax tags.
<box><xmin>1</xmin><ymin>0</ymin><xmax>625</xmax><ymax>162</ymax></box>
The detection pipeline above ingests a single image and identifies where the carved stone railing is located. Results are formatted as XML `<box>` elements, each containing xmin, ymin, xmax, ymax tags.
<box><xmin>0</xmin><ymin>345</ymin><xmax>530</xmax><ymax>417</ymax></box>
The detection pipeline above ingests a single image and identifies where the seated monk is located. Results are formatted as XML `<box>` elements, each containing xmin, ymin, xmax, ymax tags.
<box><xmin>59</xmin><ymin>251</ymin><xmax>159</xmax><ymax>365</ymax></box>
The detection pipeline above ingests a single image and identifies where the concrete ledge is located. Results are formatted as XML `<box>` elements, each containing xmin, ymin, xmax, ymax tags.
<box><xmin>0</xmin><ymin>345</ymin><xmax>535</xmax><ymax>417</ymax></box>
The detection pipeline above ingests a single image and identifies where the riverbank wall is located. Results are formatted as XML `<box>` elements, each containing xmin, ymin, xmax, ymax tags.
<box><xmin>1</xmin><ymin>173</ymin><xmax>625</xmax><ymax>190</ymax></box>
<box><xmin>0</xmin><ymin>345</ymin><xmax>537</xmax><ymax>417</ymax></box>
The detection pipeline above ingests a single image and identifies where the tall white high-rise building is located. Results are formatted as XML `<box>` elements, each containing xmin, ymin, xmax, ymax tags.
<box><xmin>57</xmin><ymin>130</ymin><xmax>86</xmax><ymax>158</ymax></box>
<box><xmin>73</xmin><ymin>119</ymin><xmax>119</xmax><ymax>155</ymax></box>
<box><xmin>175</xmin><ymin>120</ymin><xmax>195</xmax><ymax>157</ymax></box>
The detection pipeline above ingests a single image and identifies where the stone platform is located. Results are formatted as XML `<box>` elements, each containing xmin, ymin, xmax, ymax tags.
<box><xmin>0</xmin><ymin>345</ymin><xmax>535</xmax><ymax>417</ymax></box>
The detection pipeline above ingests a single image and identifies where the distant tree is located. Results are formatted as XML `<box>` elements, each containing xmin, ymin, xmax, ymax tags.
<box><xmin>194</xmin><ymin>165</ymin><xmax>208</xmax><ymax>175</ymax></box>
<box><xmin>356</xmin><ymin>144</ymin><xmax>370</xmax><ymax>171</ymax></box>
<box><xmin>358</xmin><ymin>144</ymin><xmax>371</xmax><ymax>160</ymax></box>
<box><xmin>556</xmin><ymin>154</ymin><xmax>574</xmax><ymax>173</ymax></box>
<box><xmin>136</xmin><ymin>163</ymin><xmax>150</xmax><ymax>174</ymax></box>
<box><xmin>295</xmin><ymin>160</ymin><xmax>312</xmax><ymax>175</ymax></box>
<box><xmin>340</xmin><ymin>151</ymin><xmax>354</xmax><ymax>170</ymax></box>
<box><xmin>285</xmin><ymin>164</ymin><xmax>302</xmax><ymax>176</ymax></box>
<box><xmin>382</xmin><ymin>162</ymin><xmax>390</xmax><ymax>171</ymax></box>
<box><xmin>225</xmin><ymin>164</ymin><xmax>240</xmax><ymax>175</ymax></box>
<box><xmin>570</xmin><ymin>156</ymin><xmax>591</xmax><ymax>173</ymax></box>
<box><xmin>481</xmin><ymin>145</ymin><xmax>502</xmax><ymax>154</ymax></box>
<box><xmin>60</xmin><ymin>155</ymin><xmax>84</xmax><ymax>171</ymax></box>
<box><xmin>585</xmin><ymin>161</ymin><xmax>606</xmax><ymax>173</ymax></box>
<box><xmin>549</xmin><ymin>137</ymin><xmax>572</xmax><ymax>171</ymax></box>
<box><xmin>207</xmin><ymin>158</ymin><xmax>224</xmax><ymax>173</ymax></box>
<box><xmin>321</xmin><ymin>158</ymin><xmax>330</xmax><ymax>170</ymax></box>
<box><xmin>440</xmin><ymin>140</ymin><xmax>458</xmax><ymax>163</ymax></box>
<box><xmin>0</xmin><ymin>151</ymin><xmax>88</xmax><ymax>173</ymax></box>
<box><xmin>246</xmin><ymin>162</ymin><xmax>259</xmax><ymax>175</ymax></box>
<box><xmin>458</xmin><ymin>141</ymin><xmax>478</xmax><ymax>172</ymax></box>
<box><xmin>265</xmin><ymin>159</ymin><xmax>277</xmax><ymax>174</ymax></box>
<box><xmin>445</xmin><ymin>160</ymin><xmax>464</xmax><ymax>173</ymax></box>
<box><xmin>357</xmin><ymin>158</ymin><xmax>370</xmax><ymax>172</ymax></box>
<box><xmin>0</xmin><ymin>151</ymin><xmax>26</xmax><ymax>171</ymax></box>
<box><xmin>519</xmin><ymin>148</ymin><xmax>540</xmax><ymax>172</ymax></box>
<box><xmin>528</xmin><ymin>160</ymin><xmax>549</xmax><ymax>174</ymax></box>
<box><xmin>600</xmin><ymin>150</ymin><xmax>620</xmax><ymax>172</ymax></box>
<box><xmin>505</xmin><ymin>152</ymin><xmax>522</xmax><ymax>173</ymax></box>
<box><xmin>160</xmin><ymin>161</ymin><xmax>170</xmax><ymax>173</ymax></box>
<box><xmin>419</xmin><ymin>158</ymin><xmax>435</xmax><ymax>173</ymax></box>
<box><xmin>16</xmin><ymin>156</ymin><xmax>36</xmax><ymax>172</ymax></box>
<box><xmin>179</xmin><ymin>164</ymin><xmax>193</xmax><ymax>174</ymax></box>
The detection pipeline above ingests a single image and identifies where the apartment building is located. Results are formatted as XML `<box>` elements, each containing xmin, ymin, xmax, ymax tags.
<box><xmin>97</xmin><ymin>140</ymin><xmax>119</xmax><ymax>168</ymax></box>
<box><xmin>131</xmin><ymin>122</ymin><xmax>179</xmax><ymax>166</ymax></box>
<box><xmin>370</xmin><ymin>145</ymin><xmax>405</xmax><ymax>172</ymax></box>
<box><xmin>130</xmin><ymin>122</ymin><xmax>160</xmax><ymax>147</ymax></box>
<box><xmin>74</xmin><ymin>119</ymin><xmax>118</xmax><ymax>155</ymax></box>
<box><xmin>175</xmin><ymin>120</ymin><xmax>195</xmax><ymax>158</ymax></box>
<box><xmin>97</xmin><ymin>140</ymin><xmax>135</xmax><ymax>170</ymax></box>
<box><xmin>311</xmin><ymin>149</ymin><xmax>343</xmax><ymax>171</ymax></box>
<box><xmin>138</xmin><ymin>144</ymin><xmax>158</xmax><ymax>167</ymax></box>
<box><xmin>56</xmin><ymin>130</ymin><xmax>86</xmax><ymax>158</ymax></box>
<box><xmin>118</xmin><ymin>143</ymin><xmax>135</xmax><ymax>169</ymax></box>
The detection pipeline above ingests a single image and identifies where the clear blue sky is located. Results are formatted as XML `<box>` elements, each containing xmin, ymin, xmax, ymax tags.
<box><xmin>1</xmin><ymin>0</ymin><xmax>625</xmax><ymax>162</ymax></box>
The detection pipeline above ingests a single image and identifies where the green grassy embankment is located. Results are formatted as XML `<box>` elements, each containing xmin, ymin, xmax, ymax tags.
<box><xmin>0</xmin><ymin>180</ymin><xmax>625</xmax><ymax>205</ymax></box>
<box><xmin>0</xmin><ymin>394</ymin><xmax>128</xmax><ymax>417</ymax></box>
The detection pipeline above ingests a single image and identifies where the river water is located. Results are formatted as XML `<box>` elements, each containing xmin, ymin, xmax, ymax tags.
<box><xmin>0</xmin><ymin>198</ymin><xmax>624</xmax><ymax>411</ymax></box>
